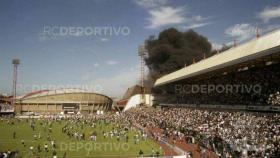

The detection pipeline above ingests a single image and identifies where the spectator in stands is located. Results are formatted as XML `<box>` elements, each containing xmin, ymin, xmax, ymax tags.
<box><xmin>123</xmin><ymin>107</ymin><xmax>280</xmax><ymax>158</ymax></box>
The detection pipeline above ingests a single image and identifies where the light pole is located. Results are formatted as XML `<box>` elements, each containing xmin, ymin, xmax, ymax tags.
<box><xmin>12</xmin><ymin>59</ymin><xmax>20</xmax><ymax>108</ymax></box>
<box><xmin>138</xmin><ymin>44</ymin><xmax>147</xmax><ymax>106</ymax></box>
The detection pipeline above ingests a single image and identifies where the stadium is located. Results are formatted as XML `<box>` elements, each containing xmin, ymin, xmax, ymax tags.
<box><xmin>1</xmin><ymin>29</ymin><xmax>280</xmax><ymax>158</ymax></box>
<box><xmin>1</xmin><ymin>1</ymin><xmax>280</xmax><ymax>158</ymax></box>
<box><xmin>14</xmin><ymin>89</ymin><xmax>113</xmax><ymax>114</ymax></box>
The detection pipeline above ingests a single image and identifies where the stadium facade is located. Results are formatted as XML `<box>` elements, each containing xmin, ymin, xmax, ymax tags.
<box><xmin>15</xmin><ymin>89</ymin><xmax>112</xmax><ymax>114</ymax></box>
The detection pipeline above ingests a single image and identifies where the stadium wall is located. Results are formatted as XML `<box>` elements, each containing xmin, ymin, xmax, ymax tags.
<box><xmin>15</xmin><ymin>90</ymin><xmax>113</xmax><ymax>114</ymax></box>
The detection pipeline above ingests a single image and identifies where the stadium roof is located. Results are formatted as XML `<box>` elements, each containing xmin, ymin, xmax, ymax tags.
<box><xmin>154</xmin><ymin>29</ymin><xmax>280</xmax><ymax>87</ymax></box>
<box><xmin>121</xmin><ymin>85</ymin><xmax>142</xmax><ymax>100</ymax></box>
<box><xmin>18</xmin><ymin>88</ymin><xmax>109</xmax><ymax>100</ymax></box>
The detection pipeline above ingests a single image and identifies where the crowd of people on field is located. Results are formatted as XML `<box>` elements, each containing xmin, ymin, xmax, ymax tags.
<box><xmin>0</xmin><ymin>150</ymin><xmax>19</xmax><ymax>158</ymax></box>
<box><xmin>123</xmin><ymin>107</ymin><xmax>280</xmax><ymax>158</ymax></box>
<box><xmin>0</xmin><ymin>114</ymin><xmax>159</xmax><ymax>158</ymax></box>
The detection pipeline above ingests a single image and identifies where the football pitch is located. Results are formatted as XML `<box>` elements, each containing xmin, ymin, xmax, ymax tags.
<box><xmin>0</xmin><ymin>118</ymin><xmax>162</xmax><ymax>158</ymax></box>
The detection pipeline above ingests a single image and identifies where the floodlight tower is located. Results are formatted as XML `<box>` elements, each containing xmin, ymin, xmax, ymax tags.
<box><xmin>12</xmin><ymin>59</ymin><xmax>20</xmax><ymax>107</ymax></box>
<box><xmin>138</xmin><ymin>44</ymin><xmax>147</xmax><ymax>105</ymax></box>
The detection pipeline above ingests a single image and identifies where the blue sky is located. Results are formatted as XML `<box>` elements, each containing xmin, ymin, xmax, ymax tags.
<box><xmin>1</xmin><ymin>0</ymin><xmax>280</xmax><ymax>98</ymax></box>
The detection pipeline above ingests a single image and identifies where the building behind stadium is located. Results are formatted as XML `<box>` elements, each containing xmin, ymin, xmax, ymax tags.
<box><xmin>15</xmin><ymin>89</ymin><xmax>113</xmax><ymax>114</ymax></box>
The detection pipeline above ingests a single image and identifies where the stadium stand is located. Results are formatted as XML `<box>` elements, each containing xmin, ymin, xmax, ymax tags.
<box><xmin>124</xmin><ymin>107</ymin><xmax>280</xmax><ymax>158</ymax></box>
<box><xmin>0</xmin><ymin>95</ymin><xmax>13</xmax><ymax>114</ymax></box>
<box><xmin>117</xmin><ymin>85</ymin><xmax>143</xmax><ymax>110</ymax></box>
<box><xmin>117</xmin><ymin>85</ymin><xmax>153</xmax><ymax>111</ymax></box>
<box><xmin>15</xmin><ymin>88</ymin><xmax>112</xmax><ymax>114</ymax></box>
<box><xmin>154</xmin><ymin>29</ymin><xmax>280</xmax><ymax>109</ymax></box>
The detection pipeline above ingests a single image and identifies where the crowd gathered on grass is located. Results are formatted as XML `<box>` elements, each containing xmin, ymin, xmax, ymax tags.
<box><xmin>0</xmin><ymin>114</ymin><xmax>161</xmax><ymax>158</ymax></box>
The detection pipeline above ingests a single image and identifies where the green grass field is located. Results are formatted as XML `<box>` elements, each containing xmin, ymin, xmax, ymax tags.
<box><xmin>0</xmin><ymin>118</ymin><xmax>162</xmax><ymax>158</ymax></box>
